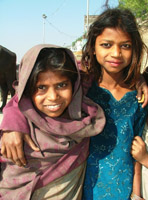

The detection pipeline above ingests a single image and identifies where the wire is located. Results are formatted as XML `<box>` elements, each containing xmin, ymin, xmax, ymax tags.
<box><xmin>46</xmin><ymin>18</ymin><xmax>78</xmax><ymax>39</ymax></box>
<box><xmin>48</xmin><ymin>0</ymin><xmax>68</xmax><ymax>18</ymax></box>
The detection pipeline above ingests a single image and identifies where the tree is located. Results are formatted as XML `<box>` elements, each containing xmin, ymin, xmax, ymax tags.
<box><xmin>118</xmin><ymin>0</ymin><xmax>148</xmax><ymax>20</ymax></box>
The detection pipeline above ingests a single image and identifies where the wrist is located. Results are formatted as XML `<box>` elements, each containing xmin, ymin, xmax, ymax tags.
<box><xmin>131</xmin><ymin>193</ymin><xmax>143</xmax><ymax>200</ymax></box>
<box><xmin>141</xmin><ymin>153</ymin><xmax>148</xmax><ymax>168</ymax></box>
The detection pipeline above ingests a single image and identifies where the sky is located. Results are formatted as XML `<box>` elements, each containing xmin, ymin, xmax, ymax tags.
<box><xmin>0</xmin><ymin>0</ymin><xmax>118</xmax><ymax>63</ymax></box>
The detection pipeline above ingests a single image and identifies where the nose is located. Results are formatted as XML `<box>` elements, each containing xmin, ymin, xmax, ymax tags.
<box><xmin>47</xmin><ymin>88</ymin><xmax>59</xmax><ymax>101</ymax></box>
<box><xmin>111</xmin><ymin>45</ymin><xmax>121</xmax><ymax>57</ymax></box>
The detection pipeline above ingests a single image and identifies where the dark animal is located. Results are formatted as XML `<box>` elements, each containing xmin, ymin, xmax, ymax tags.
<box><xmin>0</xmin><ymin>45</ymin><xmax>17</xmax><ymax>112</ymax></box>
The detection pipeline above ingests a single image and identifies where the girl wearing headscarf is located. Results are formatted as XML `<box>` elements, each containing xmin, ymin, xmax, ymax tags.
<box><xmin>0</xmin><ymin>44</ymin><xmax>105</xmax><ymax>200</ymax></box>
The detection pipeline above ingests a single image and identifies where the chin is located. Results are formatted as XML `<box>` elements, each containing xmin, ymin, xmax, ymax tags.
<box><xmin>45</xmin><ymin>112</ymin><xmax>62</xmax><ymax>118</ymax></box>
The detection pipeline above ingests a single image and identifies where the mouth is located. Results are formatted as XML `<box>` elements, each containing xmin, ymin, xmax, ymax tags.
<box><xmin>44</xmin><ymin>104</ymin><xmax>62</xmax><ymax>112</ymax></box>
<box><xmin>107</xmin><ymin>60</ymin><xmax>123</xmax><ymax>67</ymax></box>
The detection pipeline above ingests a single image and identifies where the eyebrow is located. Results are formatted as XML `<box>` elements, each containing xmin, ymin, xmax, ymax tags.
<box><xmin>36</xmin><ymin>79</ymin><xmax>70</xmax><ymax>86</ymax></box>
<box><xmin>55</xmin><ymin>80</ymin><xmax>70</xmax><ymax>84</ymax></box>
<box><xmin>101</xmin><ymin>39</ymin><xmax>132</xmax><ymax>43</ymax></box>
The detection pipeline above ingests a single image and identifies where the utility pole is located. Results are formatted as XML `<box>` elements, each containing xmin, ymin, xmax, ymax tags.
<box><xmin>42</xmin><ymin>14</ymin><xmax>47</xmax><ymax>43</ymax></box>
<box><xmin>105</xmin><ymin>0</ymin><xmax>109</xmax><ymax>8</ymax></box>
<box><xmin>87</xmin><ymin>0</ymin><xmax>89</xmax><ymax>32</ymax></box>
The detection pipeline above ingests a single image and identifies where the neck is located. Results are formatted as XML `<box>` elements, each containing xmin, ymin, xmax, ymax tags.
<box><xmin>99</xmin><ymin>70</ymin><xmax>125</xmax><ymax>90</ymax></box>
<box><xmin>98</xmin><ymin>70</ymin><xmax>134</xmax><ymax>101</ymax></box>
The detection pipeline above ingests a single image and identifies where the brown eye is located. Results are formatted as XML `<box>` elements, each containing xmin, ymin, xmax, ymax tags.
<box><xmin>57</xmin><ymin>82</ymin><xmax>67</xmax><ymax>89</ymax></box>
<box><xmin>101</xmin><ymin>43</ymin><xmax>112</xmax><ymax>48</ymax></box>
<box><xmin>121</xmin><ymin>44</ymin><xmax>131</xmax><ymax>49</ymax></box>
<box><xmin>37</xmin><ymin>85</ymin><xmax>46</xmax><ymax>90</ymax></box>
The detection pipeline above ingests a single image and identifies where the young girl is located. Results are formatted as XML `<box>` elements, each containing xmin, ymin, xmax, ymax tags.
<box><xmin>81</xmin><ymin>8</ymin><xmax>148</xmax><ymax>200</ymax></box>
<box><xmin>0</xmin><ymin>44</ymin><xmax>106</xmax><ymax>200</ymax></box>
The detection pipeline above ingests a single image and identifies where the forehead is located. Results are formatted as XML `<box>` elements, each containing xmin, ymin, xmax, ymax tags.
<box><xmin>36</xmin><ymin>70</ymin><xmax>69</xmax><ymax>83</ymax></box>
<box><xmin>96</xmin><ymin>28</ymin><xmax>132</xmax><ymax>42</ymax></box>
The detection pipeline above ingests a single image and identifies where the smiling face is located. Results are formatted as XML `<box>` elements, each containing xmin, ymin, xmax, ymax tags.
<box><xmin>94</xmin><ymin>28</ymin><xmax>132</xmax><ymax>75</ymax></box>
<box><xmin>32</xmin><ymin>70</ymin><xmax>73</xmax><ymax>118</ymax></box>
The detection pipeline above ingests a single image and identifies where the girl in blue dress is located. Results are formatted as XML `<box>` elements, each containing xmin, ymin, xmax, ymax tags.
<box><xmin>81</xmin><ymin>8</ymin><xmax>148</xmax><ymax>200</ymax></box>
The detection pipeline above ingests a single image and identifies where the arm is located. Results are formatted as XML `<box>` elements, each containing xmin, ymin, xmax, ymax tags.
<box><xmin>0</xmin><ymin>95</ymin><xmax>39</xmax><ymax>166</ymax></box>
<box><xmin>0</xmin><ymin>95</ymin><xmax>30</xmax><ymax>133</ymax></box>
<box><xmin>131</xmin><ymin>136</ymin><xmax>148</xmax><ymax>168</ymax></box>
<box><xmin>132</xmin><ymin>161</ymin><xmax>141</xmax><ymax>197</ymax></box>
<box><xmin>131</xmin><ymin>136</ymin><xmax>148</xmax><ymax>199</ymax></box>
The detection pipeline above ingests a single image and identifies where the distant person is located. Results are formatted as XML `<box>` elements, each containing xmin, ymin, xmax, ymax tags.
<box><xmin>0</xmin><ymin>44</ymin><xmax>105</xmax><ymax>200</ymax></box>
<box><xmin>81</xmin><ymin>8</ymin><xmax>148</xmax><ymax>199</ymax></box>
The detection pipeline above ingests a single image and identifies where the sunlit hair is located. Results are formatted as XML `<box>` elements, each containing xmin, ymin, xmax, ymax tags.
<box><xmin>24</xmin><ymin>48</ymin><xmax>78</xmax><ymax>97</ymax></box>
<box><xmin>81</xmin><ymin>8</ymin><xmax>147</xmax><ymax>88</ymax></box>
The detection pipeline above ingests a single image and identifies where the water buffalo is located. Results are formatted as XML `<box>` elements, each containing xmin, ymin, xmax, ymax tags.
<box><xmin>0</xmin><ymin>45</ymin><xmax>17</xmax><ymax>112</ymax></box>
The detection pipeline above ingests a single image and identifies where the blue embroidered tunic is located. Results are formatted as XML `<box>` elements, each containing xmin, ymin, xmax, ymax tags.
<box><xmin>83</xmin><ymin>82</ymin><xmax>147</xmax><ymax>200</ymax></box>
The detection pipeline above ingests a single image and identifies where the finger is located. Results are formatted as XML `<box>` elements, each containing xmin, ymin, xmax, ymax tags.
<box><xmin>137</xmin><ymin>136</ymin><xmax>144</xmax><ymax>143</ymax></box>
<box><xmin>131</xmin><ymin>148</ymin><xmax>137</xmax><ymax>157</ymax></box>
<box><xmin>11</xmin><ymin>146</ymin><xmax>24</xmax><ymax>167</ymax></box>
<box><xmin>1</xmin><ymin>145</ymin><xmax>7</xmax><ymax>157</ymax></box>
<box><xmin>134</xmin><ymin>136</ymin><xmax>141</xmax><ymax>140</ymax></box>
<box><xmin>24</xmin><ymin>134</ymin><xmax>40</xmax><ymax>152</ymax></box>
<box><xmin>131</xmin><ymin>144</ymin><xmax>137</xmax><ymax>152</ymax></box>
<box><xmin>131</xmin><ymin>139</ymin><xmax>141</xmax><ymax>152</ymax></box>
<box><xmin>141</xmin><ymin>84</ymin><xmax>148</xmax><ymax>107</ymax></box>
<box><xmin>5</xmin><ymin>146</ymin><xmax>13</xmax><ymax>160</ymax></box>
<box><xmin>136</xmin><ymin>74</ymin><xmax>148</xmax><ymax>108</ymax></box>
<box><xmin>132</xmin><ymin>139</ymin><xmax>140</xmax><ymax>146</ymax></box>
<box><xmin>138</xmin><ymin>93</ymin><xmax>145</xmax><ymax>103</ymax></box>
<box><xmin>16</xmin><ymin>144</ymin><xmax>27</xmax><ymax>166</ymax></box>
<box><xmin>134</xmin><ymin>136</ymin><xmax>145</xmax><ymax>146</ymax></box>
<box><xmin>136</xmin><ymin>89</ymin><xmax>142</xmax><ymax>102</ymax></box>
<box><xmin>142</xmin><ymin>99</ymin><xmax>148</xmax><ymax>108</ymax></box>
<box><xmin>142</xmin><ymin>90</ymin><xmax>148</xmax><ymax>108</ymax></box>
<box><xmin>131</xmin><ymin>147</ymin><xmax>139</xmax><ymax>158</ymax></box>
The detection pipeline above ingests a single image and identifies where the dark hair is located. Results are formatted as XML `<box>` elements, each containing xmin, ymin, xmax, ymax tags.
<box><xmin>24</xmin><ymin>48</ymin><xmax>78</xmax><ymax>97</ymax></box>
<box><xmin>143</xmin><ymin>66</ymin><xmax>148</xmax><ymax>85</ymax></box>
<box><xmin>81</xmin><ymin>8</ymin><xmax>147</xmax><ymax>87</ymax></box>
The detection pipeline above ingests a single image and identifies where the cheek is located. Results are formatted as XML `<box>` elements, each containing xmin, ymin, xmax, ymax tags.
<box><xmin>64</xmin><ymin>90</ymin><xmax>73</xmax><ymax>104</ymax></box>
<box><xmin>32</xmin><ymin>94</ymin><xmax>43</xmax><ymax>107</ymax></box>
<box><xmin>95</xmin><ymin>51</ymin><xmax>104</xmax><ymax>63</ymax></box>
<box><xmin>67</xmin><ymin>92</ymin><xmax>73</xmax><ymax>103</ymax></box>
<box><xmin>125</xmin><ymin>52</ymin><xmax>132</xmax><ymax>64</ymax></box>
<box><xmin>95</xmin><ymin>47</ymin><xmax>105</xmax><ymax>57</ymax></box>
<box><xmin>65</xmin><ymin>84</ymin><xmax>73</xmax><ymax>102</ymax></box>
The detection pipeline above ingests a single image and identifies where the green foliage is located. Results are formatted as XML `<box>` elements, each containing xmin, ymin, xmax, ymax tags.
<box><xmin>118</xmin><ymin>0</ymin><xmax>148</xmax><ymax>20</ymax></box>
<box><xmin>72</xmin><ymin>36</ymin><xmax>83</xmax><ymax>47</ymax></box>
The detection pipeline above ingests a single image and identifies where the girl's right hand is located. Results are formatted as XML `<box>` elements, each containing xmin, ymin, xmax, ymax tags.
<box><xmin>1</xmin><ymin>131</ymin><xmax>40</xmax><ymax>166</ymax></box>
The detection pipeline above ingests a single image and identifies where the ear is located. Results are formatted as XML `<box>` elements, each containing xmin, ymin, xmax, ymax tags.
<box><xmin>94</xmin><ymin>47</ymin><xmax>96</xmax><ymax>55</ymax></box>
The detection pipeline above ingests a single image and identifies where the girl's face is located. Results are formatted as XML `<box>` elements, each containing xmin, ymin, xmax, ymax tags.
<box><xmin>94</xmin><ymin>28</ymin><xmax>132</xmax><ymax>75</ymax></box>
<box><xmin>32</xmin><ymin>70</ymin><xmax>73</xmax><ymax>118</ymax></box>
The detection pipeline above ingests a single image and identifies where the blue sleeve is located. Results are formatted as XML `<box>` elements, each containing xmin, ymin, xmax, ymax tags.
<box><xmin>134</xmin><ymin>105</ymin><xmax>148</xmax><ymax>137</ymax></box>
